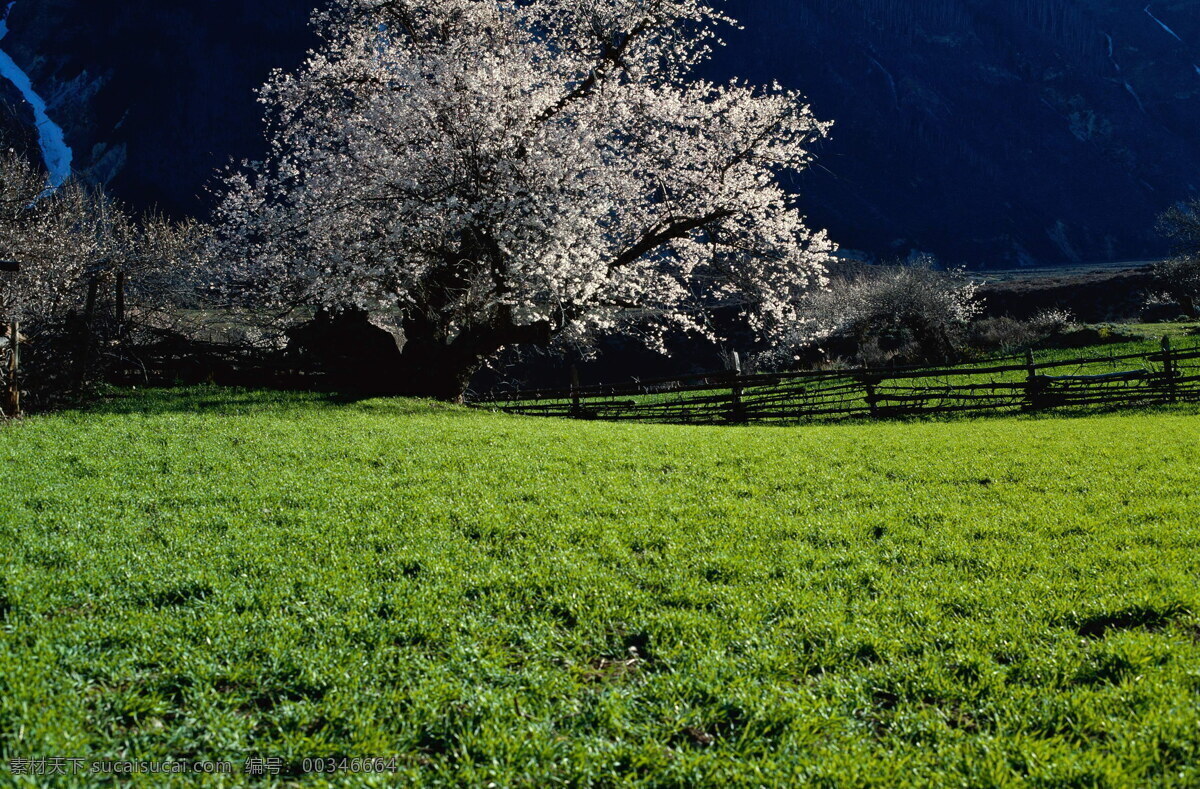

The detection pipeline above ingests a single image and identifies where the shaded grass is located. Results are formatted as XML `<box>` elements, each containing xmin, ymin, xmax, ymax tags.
<box><xmin>1</xmin><ymin>388</ymin><xmax>1199</xmax><ymax>786</ymax></box>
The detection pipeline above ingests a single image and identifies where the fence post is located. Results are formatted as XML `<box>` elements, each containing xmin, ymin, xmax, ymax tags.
<box><xmin>1023</xmin><ymin>349</ymin><xmax>1042</xmax><ymax>411</ymax></box>
<box><xmin>863</xmin><ymin>372</ymin><xmax>879</xmax><ymax>419</ymax></box>
<box><xmin>570</xmin><ymin>364</ymin><xmax>581</xmax><ymax>418</ymax></box>
<box><xmin>4</xmin><ymin>320</ymin><xmax>18</xmax><ymax>417</ymax></box>
<box><xmin>1161</xmin><ymin>336</ymin><xmax>1177</xmax><ymax>404</ymax></box>
<box><xmin>727</xmin><ymin>351</ymin><xmax>745</xmax><ymax>423</ymax></box>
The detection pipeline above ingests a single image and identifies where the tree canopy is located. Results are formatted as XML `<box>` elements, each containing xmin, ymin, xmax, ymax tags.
<box><xmin>217</xmin><ymin>0</ymin><xmax>834</xmax><ymax>399</ymax></box>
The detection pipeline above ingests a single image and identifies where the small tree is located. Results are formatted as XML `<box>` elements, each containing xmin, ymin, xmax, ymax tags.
<box><xmin>1157</xmin><ymin>199</ymin><xmax>1200</xmax><ymax>253</ymax></box>
<box><xmin>0</xmin><ymin>151</ymin><xmax>88</xmax><ymax>324</ymax></box>
<box><xmin>0</xmin><ymin>149</ymin><xmax>200</xmax><ymax>405</ymax></box>
<box><xmin>215</xmin><ymin>0</ymin><xmax>834</xmax><ymax>401</ymax></box>
<box><xmin>1153</xmin><ymin>199</ymin><xmax>1200</xmax><ymax>318</ymax></box>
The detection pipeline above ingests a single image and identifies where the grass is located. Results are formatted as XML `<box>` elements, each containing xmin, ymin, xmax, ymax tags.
<box><xmin>1107</xmin><ymin>322</ymin><xmax>1199</xmax><ymax>341</ymax></box>
<box><xmin>1</xmin><ymin>389</ymin><xmax>1199</xmax><ymax>786</ymax></box>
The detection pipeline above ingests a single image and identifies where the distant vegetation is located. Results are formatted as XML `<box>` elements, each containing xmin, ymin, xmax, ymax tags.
<box><xmin>1152</xmin><ymin>199</ymin><xmax>1200</xmax><ymax>319</ymax></box>
<box><xmin>0</xmin><ymin>150</ymin><xmax>199</xmax><ymax>412</ymax></box>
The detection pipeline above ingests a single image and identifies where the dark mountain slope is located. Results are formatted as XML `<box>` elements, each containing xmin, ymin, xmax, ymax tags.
<box><xmin>2</xmin><ymin>0</ymin><xmax>1198</xmax><ymax>266</ymax></box>
<box><xmin>714</xmin><ymin>0</ymin><xmax>1200</xmax><ymax>265</ymax></box>
<box><xmin>0</xmin><ymin>0</ymin><xmax>314</xmax><ymax>212</ymax></box>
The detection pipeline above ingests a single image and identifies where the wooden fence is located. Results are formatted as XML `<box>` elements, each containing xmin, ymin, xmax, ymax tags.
<box><xmin>473</xmin><ymin>338</ymin><xmax>1200</xmax><ymax>425</ymax></box>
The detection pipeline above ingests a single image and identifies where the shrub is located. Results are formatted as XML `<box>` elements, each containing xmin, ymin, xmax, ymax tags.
<box><xmin>969</xmin><ymin>317</ymin><xmax>1040</xmax><ymax>352</ymax></box>
<box><xmin>764</xmin><ymin>259</ymin><xmax>983</xmax><ymax>368</ymax></box>
<box><xmin>1028</xmin><ymin>308</ymin><xmax>1076</xmax><ymax>336</ymax></box>
<box><xmin>1149</xmin><ymin>256</ymin><xmax>1200</xmax><ymax>319</ymax></box>
<box><xmin>1152</xmin><ymin>199</ymin><xmax>1200</xmax><ymax>318</ymax></box>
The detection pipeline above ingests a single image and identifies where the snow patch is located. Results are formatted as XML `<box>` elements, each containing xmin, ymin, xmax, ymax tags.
<box><xmin>0</xmin><ymin>1</ymin><xmax>72</xmax><ymax>188</ymax></box>
<box><xmin>1103</xmin><ymin>32</ymin><xmax>1121</xmax><ymax>73</ymax></box>
<box><xmin>867</xmin><ymin>55</ymin><xmax>898</xmax><ymax>109</ymax></box>
<box><xmin>1124</xmin><ymin>81</ymin><xmax>1146</xmax><ymax>114</ymax></box>
<box><xmin>1144</xmin><ymin>5</ymin><xmax>1183</xmax><ymax>43</ymax></box>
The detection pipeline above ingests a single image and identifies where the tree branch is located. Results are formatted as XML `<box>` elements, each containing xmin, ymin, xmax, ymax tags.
<box><xmin>609</xmin><ymin>209</ymin><xmax>734</xmax><ymax>270</ymax></box>
<box><xmin>529</xmin><ymin>18</ymin><xmax>654</xmax><ymax>128</ymax></box>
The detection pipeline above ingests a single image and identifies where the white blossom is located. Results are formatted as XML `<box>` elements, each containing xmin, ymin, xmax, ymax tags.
<box><xmin>215</xmin><ymin>0</ymin><xmax>835</xmax><ymax>397</ymax></box>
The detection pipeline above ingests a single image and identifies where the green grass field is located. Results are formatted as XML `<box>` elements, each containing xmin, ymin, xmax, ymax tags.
<box><xmin>1</xmin><ymin>390</ymin><xmax>1199</xmax><ymax>786</ymax></box>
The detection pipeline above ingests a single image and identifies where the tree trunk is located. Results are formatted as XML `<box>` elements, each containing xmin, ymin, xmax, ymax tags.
<box><xmin>1180</xmin><ymin>295</ymin><xmax>1197</xmax><ymax>320</ymax></box>
<box><xmin>909</xmin><ymin>319</ymin><xmax>957</xmax><ymax>365</ymax></box>
<box><xmin>395</xmin><ymin>311</ymin><xmax>553</xmax><ymax>403</ymax></box>
<box><xmin>288</xmin><ymin>307</ymin><xmax>551</xmax><ymax>403</ymax></box>
<box><xmin>392</xmin><ymin>335</ymin><xmax>486</xmax><ymax>404</ymax></box>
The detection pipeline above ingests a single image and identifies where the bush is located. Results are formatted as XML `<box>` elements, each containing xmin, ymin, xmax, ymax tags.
<box><xmin>1149</xmin><ymin>256</ymin><xmax>1200</xmax><ymax>319</ymax></box>
<box><xmin>969</xmin><ymin>317</ymin><xmax>1040</xmax><ymax>352</ymax></box>
<box><xmin>1037</xmin><ymin>325</ymin><xmax>1145</xmax><ymax>350</ymax></box>
<box><xmin>763</xmin><ymin>259</ymin><xmax>983</xmax><ymax>368</ymax></box>
<box><xmin>1028</xmin><ymin>308</ymin><xmax>1076</xmax><ymax>336</ymax></box>
<box><xmin>968</xmin><ymin>310</ymin><xmax>1076</xmax><ymax>354</ymax></box>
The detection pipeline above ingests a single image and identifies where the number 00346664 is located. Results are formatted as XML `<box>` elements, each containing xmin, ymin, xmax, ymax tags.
<box><xmin>301</xmin><ymin>757</ymin><xmax>398</xmax><ymax>774</ymax></box>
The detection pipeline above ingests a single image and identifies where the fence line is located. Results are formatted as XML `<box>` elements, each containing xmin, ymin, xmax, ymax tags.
<box><xmin>474</xmin><ymin>338</ymin><xmax>1200</xmax><ymax>425</ymax></box>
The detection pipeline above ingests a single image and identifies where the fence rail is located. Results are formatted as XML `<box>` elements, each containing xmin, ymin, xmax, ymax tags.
<box><xmin>474</xmin><ymin>339</ymin><xmax>1200</xmax><ymax>425</ymax></box>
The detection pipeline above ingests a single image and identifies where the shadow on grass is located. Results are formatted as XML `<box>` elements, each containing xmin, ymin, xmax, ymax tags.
<box><xmin>492</xmin><ymin>400</ymin><xmax>1200</xmax><ymax>431</ymax></box>
<box><xmin>74</xmin><ymin>386</ymin><xmax>1200</xmax><ymax>428</ymax></box>
<box><xmin>83</xmin><ymin>386</ymin><xmax>464</xmax><ymax>418</ymax></box>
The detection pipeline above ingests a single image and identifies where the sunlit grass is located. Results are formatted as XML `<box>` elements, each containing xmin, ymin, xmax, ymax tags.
<box><xmin>1</xmin><ymin>389</ymin><xmax>1198</xmax><ymax>786</ymax></box>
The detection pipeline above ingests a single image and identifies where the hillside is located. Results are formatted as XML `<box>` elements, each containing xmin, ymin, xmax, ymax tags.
<box><xmin>714</xmin><ymin>0</ymin><xmax>1200</xmax><ymax>265</ymax></box>
<box><xmin>1</xmin><ymin>1</ymin><xmax>1198</xmax><ymax>265</ymax></box>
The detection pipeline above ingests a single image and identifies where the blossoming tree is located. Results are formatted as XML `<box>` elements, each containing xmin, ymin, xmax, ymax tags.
<box><xmin>217</xmin><ymin>0</ymin><xmax>835</xmax><ymax>401</ymax></box>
